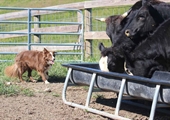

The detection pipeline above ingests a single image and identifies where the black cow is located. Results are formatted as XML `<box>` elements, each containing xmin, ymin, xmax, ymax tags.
<box><xmin>107</xmin><ymin>0</ymin><xmax>169</xmax><ymax>53</ymax></box>
<box><xmin>99</xmin><ymin>0</ymin><xmax>170</xmax><ymax>73</ymax></box>
<box><xmin>98</xmin><ymin>1</ymin><xmax>142</xmax><ymax>72</ymax></box>
<box><xmin>98</xmin><ymin>13</ymin><xmax>136</xmax><ymax>72</ymax></box>
<box><xmin>124</xmin><ymin>18</ymin><xmax>170</xmax><ymax>78</ymax></box>
<box><xmin>104</xmin><ymin>15</ymin><xmax>126</xmax><ymax>44</ymax></box>
<box><xmin>97</xmin><ymin>0</ymin><xmax>142</xmax><ymax>45</ymax></box>
<box><xmin>125</xmin><ymin>0</ymin><xmax>170</xmax><ymax>44</ymax></box>
<box><xmin>99</xmin><ymin>42</ymin><xmax>124</xmax><ymax>73</ymax></box>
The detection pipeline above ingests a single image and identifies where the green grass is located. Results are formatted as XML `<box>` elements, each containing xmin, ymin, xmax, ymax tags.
<box><xmin>0</xmin><ymin>62</ymin><xmax>34</xmax><ymax>96</ymax></box>
<box><xmin>0</xmin><ymin>0</ymin><xmax>84</xmax><ymax>8</ymax></box>
<box><xmin>0</xmin><ymin>80</ymin><xmax>34</xmax><ymax>97</ymax></box>
<box><xmin>52</xmin><ymin>93</ymin><xmax>60</xmax><ymax>97</ymax></box>
<box><xmin>92</xmin><ymin>93</ymin><xmax>104</xmax><ymax>99</ymax></box>
<box><xmin>20</xmin><ymin>88</ymin><xmax>34</xmax><ymax>97</ymax></box>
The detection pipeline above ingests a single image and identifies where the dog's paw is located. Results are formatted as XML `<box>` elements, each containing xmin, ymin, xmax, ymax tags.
<box><xmin>21</xmin><ymin>81</ymin><xmax>27</xmax><ymax>84</ymax></box>
<box><xmin>32</xmin><ymin>80</ymin><xmax>37</xmax><ymax>83</ymax></box>
<box><xmin>45</xmin><ymin>80</ymin><xmax>50</xmax><ymax>84</ymax></box>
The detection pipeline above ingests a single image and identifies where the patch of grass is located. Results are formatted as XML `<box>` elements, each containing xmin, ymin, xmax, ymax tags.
<box><xmin>82</xmin><ymin>86</ymin><xmax>89</xmax><ymax>91</ymax></box>
<box><xmin>20</xmin><ymin>88</ymin><xmax>34</xmax><ymax>97</ymax></box>
<box><xmin>84</xmin><ymin>109</ymin><xmax>89</xmax><ymax>113</ymax></box>
<box><xmin>0</xmin><ymin>61</ymin><xmax>36</xmax><ymax>96</ymax></box>
<box><xmin>52</xmin><ymin>93</ymin><xmax>60</xmax><ymax>97</ymax></box>
<box><xmin>0</xmin><ymin>80</ymin><xmax>34</xmax><ymax>97</ymax></box>
<box><xmin>0</xmin><ymin>81</ymin><xmax>19</xmax><ymax>96</ymax></box>
<box><xmin>0</xmin><ymin>0</ymin><xmax>85</xmax><ymax>9</ymax></box>
<box><xmin>92</xmin><ymin>94</ymin><xmax>104</xmax><ymax>99</ymax></box>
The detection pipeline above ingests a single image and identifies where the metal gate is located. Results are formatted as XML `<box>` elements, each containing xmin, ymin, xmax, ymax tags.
<box><xmin>0</xmin><ymin>7</ymin><xmax>84</xmax><ymax>62</ymax></box>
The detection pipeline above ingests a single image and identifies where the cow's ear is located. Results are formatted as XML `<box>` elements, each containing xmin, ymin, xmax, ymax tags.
<box><xmin>131</xmin><ymin>0</ymin><xmax>142</xmax><ymax>11</ymax></box>
<box><xmin>142</xmin><ymin>0</ymin><xmax>149</xmax><ymax>6</ymax></box>
<box><xmin>98</xmin><ymin>42</ymin><xmax>105</xmax><ymax>51</ymax></box>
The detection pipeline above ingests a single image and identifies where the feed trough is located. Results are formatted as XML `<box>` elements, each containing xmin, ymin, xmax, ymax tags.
<box><xmin>62</xmin><ymin>63</ymin><xmax>170</xmax><ymax>120</ymax></box>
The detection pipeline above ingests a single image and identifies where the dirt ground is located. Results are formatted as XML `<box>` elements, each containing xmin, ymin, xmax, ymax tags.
<box><xmin>0</xmin><ymin>78</ymin><xmax>170</xmax><ymax>120</ymax></box>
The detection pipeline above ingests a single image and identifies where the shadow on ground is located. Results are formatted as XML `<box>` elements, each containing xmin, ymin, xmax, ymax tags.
<box><xmin>95</xmin><ymin>97</ymin><xmax>170</xmax><ymax>119</ymax></box>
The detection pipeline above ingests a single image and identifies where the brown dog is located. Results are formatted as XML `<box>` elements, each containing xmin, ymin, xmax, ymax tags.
<box><xmin>4</xmin><ymin>48</ymin><xmax>55</xmax><ymax>84</ymax></box>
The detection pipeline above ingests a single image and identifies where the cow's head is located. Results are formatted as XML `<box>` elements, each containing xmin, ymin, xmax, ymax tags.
<box><xmin>105</xmin><ymin>15</ymin><xmax>125</xmax><ymax>44</ymax></box>
<box><xmin>96</xmin><ymin>14</ymin><xmax>128</xmax><ymax>44</ymax></box>
<box><xmin>124</xmin><ymin>0</ymin><xmax>164</xmax><ymax>43</ymax></box>
<box><xmin>96</xmin><ymin>1</ymin><xmax>142</xmax><ymax>45</ymax></box>
<box><xmin>98</xmin><ymin>42</ymin><xmax>124</xmax><ymax>73</ymax></box>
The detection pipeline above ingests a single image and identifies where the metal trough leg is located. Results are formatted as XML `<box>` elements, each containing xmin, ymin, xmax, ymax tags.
<box><xmin>62</xmin><ymin>68</ymin><xmax>72</xmax><ymax>104</ymax></box>
<box><xmin>149</xmin><ymin>84</ymin><xmax>160</xmax><ymax>120</ymax></box>
<box><xmin>115</xmin><ymin>78</ymin><xmax>126</xmax><ymax>115</ymax></box>
<box><xmin>62</xmin><ymin>68</ymin><xmax>89</xmax><ymax>109</ymax></box>
<box><xmin>85</xmin><ymin>73</ymin><xmax>96</xmax><ymax>108</ymax></box>
<box><xmin>62</xmin><ymin>69</ymin><xmax>131</xmax><ymax>120</ymax></box>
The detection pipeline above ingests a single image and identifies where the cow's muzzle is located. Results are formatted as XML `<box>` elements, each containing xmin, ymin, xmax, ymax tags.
<box><xmin>125</xmin><ymin>29</ymin><xmax>131</xmax><ymax>37</ymax></box>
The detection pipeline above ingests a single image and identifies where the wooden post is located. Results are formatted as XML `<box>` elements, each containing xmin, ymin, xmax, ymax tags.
<box><xmin>84</xmin><ymin>8</ymin><xmax>93</xmax><ymax>58</ymax></box>
<box><xmin>34</xmin><ymin>15</ymin><xmax>41</xmax><ymax>43</ymax></box>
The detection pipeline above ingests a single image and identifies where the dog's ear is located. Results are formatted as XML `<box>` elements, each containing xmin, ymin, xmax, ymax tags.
<box><xmin>52</xmin><ymin>51</ymin><xmax>56</xmax><ymax>57</ymax></box>
<box><xmin>43</xmin><ymin>48</ymin><xmax>49</xmax><ymax>57</ymax></box>
<box><xmin>43</xmin><ymin>48</ymin><xmax>48</xmax><ymax>54</ymax></box>
<box><xmin>43</xmin><ymin>48</ymin><xmax>48</xmax><ymax>52</ymax></box>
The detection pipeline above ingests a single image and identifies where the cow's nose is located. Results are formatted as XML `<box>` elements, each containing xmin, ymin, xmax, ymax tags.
<box><xmin>125</xmin><ymin>29</ymin><xmax>131</xmax><ymax>37</ymax></box>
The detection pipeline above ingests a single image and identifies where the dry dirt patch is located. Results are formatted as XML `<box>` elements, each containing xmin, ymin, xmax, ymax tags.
<box><xmin>0</xmin><ymin>81</ymin><xmax>170</xmax><ymax>120</ymax></box>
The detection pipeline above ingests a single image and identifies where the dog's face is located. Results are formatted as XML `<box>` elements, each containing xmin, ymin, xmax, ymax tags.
<box><xmin>43</xmin><ymin>48</ymin><xmax>55</xmax><ymax>65</ymax></box>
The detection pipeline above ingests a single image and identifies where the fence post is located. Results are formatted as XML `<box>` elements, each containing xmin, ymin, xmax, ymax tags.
<box><xmin>34</xmin><ymin>15</ymin><xmax>41</xmax><ymax>43</ymax></box>
<box><xmin>84</xmin><ymin>8</ymin><xmax>92</xmax><ymax>58</ymax></box>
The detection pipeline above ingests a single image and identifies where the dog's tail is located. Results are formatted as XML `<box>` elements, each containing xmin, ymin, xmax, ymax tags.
<box><xmin>4</xmin><ymin>63</ymin><xmax>19</xmax><ymax>78</ymax></box>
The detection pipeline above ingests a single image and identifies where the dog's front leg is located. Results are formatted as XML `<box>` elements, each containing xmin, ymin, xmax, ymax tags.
<box><xmin>45</xmin><ymin>71</ymin><xmax>49</xmax><ymax>79</ymax></box>
<box><xmin>38</xmin><ymin>71</ymin><xmax>50</xmax><ymax>84</ymax></box>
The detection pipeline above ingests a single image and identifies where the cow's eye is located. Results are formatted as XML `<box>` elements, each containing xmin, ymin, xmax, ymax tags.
<box><xmin>138</xmin><ymin>16</ymin><xmax>145</xmax><ymax>20</ymax></box>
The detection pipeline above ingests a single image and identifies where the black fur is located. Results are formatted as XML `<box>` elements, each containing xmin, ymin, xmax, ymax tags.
<box><xmin>125</xmin><ymin>18</ymin><xmax>170</xmax><ymax>78</ymax></box>
<box><xmin>125</xmin><ymin>0</ymin><xmax>170</xmax><ymax>43</ymax></box>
